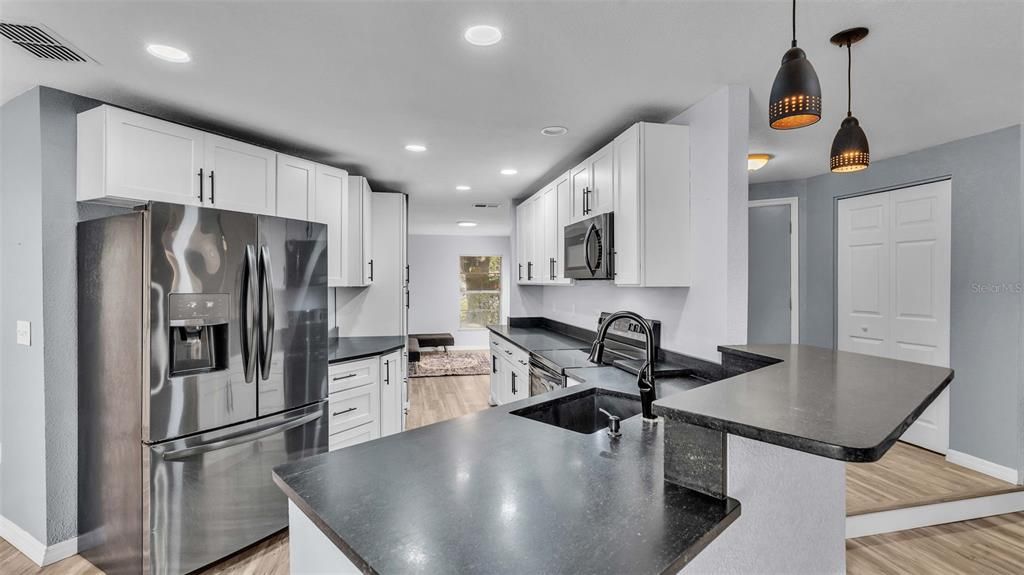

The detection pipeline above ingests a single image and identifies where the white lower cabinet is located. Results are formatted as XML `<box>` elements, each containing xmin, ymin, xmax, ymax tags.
<box><xmin>379</xmin><ymin>350</ymin><xmax>403</xmax><ymax>437</ymax></box>
<box><xmin>328</xmin><ymin>351</ymin><xmax>408</xmax><ymax>451</ymax></box>
<box><xmin>329</xmin><ymin>423</ymin><xmax>379</xmax><ymax>451</ymax></box>
<box><xmin>488</xmin><ymin>334</ymin><xmax>530</xmax><ymax>405</ymax></box>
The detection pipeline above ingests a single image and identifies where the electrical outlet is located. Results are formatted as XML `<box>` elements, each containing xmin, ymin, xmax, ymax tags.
<box><xmin>16</xmin><ymin>320</ymin><xmax>31</xmax><ymax>346</ymax></box>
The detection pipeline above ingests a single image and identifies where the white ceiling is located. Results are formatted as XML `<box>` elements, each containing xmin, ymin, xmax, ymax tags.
<box><xmin>2</xmin><ymin>1</ymin><xmax>1021</xmax><ymax>235</ymax></box>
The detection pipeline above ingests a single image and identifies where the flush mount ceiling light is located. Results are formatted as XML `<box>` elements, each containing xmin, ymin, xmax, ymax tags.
<box><xmin>769</xmin><ymin>0</ymin><xmax>821</xmax><ymax>129</ymax></box>
<box><xmin>404</xmin><ymin>144</ymin><xmax>427</xmax><ymax>152</ymax></box>
<box><xmin>748</xmin><ymin>154</ymin><xmax>774</xmax><ymax>171</ymax></box>
<box><xmin>500</xmin><ymin>168</ymin><xmax>518</xmax><ymax>176</ymax></box>
<box><xmin>146</xmin><ymin>43</ymin><xmax>190</xmax><ymax>63</ymax></box>
<box><xmin>457</xmin><ymin>221</ymin><xmax>478</xmax><ymax>227</ymax></box>
<box><xmin>464</xmin><ymin>25</ymin><xmax>502</xmax><ymax>47</ymax></box>
<box><xmin>455</xmin><ymin>185</ymin><xmax>472</xmax><ymax>191</ymax></box>
<box><xmin>829</xmin><ymin>27</ymin><xmax>870</xmax><ymax>173</ymax></box>
<box><xmin>540</xmin><ymin>126</ymin><xmax>568</xmax><ymax>137</ymax></box>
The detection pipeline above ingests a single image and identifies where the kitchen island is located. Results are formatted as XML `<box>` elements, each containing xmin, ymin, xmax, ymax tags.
<box><xmin>274</xmin><ymin>343</ymin><xmax>953</xmax><ymax>574</ymax></box>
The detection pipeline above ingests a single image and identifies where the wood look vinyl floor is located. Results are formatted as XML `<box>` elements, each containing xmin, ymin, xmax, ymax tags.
<box><xmin>6</xmin><ymin>376</ymin><xmax>1024</xmax><ymax>574</ymax></box>
<box><xmin>847</xmin><ymin>441</ymin><xmax>1022</xmax><ymax>516</ymax></box>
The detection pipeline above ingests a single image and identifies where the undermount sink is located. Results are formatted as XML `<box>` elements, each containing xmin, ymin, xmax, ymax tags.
<box><xmin>511</xmin><ymin>388</ymin><xmax>642</xmax><ymax>434</ymax></box>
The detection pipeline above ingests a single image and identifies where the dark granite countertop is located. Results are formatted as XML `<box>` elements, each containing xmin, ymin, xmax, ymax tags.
<box><xmin>653</xmin><ymin>344</ymin><xmax>955</xmax><ymax>462</ymax></box>
<box><xmin>487</xmin><ymin>324</ymin><xmax>590</xmax><ymax>352</ymax></box>
<box><xmin>328</xmin><ymin>336</ymin><xmax>406</xmax><ymax>364</ymax></box>
<box><xmin>274</xmin><ymin>376</ymin><xmax>740</xmax><ymax>575</ymax></box>
<box><xmin>565</xmin><ymin>365</ymin><xmax>711</xmax><ymax>398</ymax></box>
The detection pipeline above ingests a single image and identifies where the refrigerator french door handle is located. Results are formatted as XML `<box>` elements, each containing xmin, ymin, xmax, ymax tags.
<box><xmin>258</xmin><ymin>245</ymin><xmax>276</xmax><ymax>380</ymax></box>
<box><xmin>242</xmin><ymin>245</ymin><xmax>258</xmax><ymax>383</ymax></box>
<box><xmin>160</xmin><ymin>410</ymin><xmax>321</xmax><ymax>461</ymax></box>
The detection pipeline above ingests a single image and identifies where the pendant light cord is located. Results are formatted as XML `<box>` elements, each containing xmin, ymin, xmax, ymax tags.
<box><xmin>846</xmin><ymin>41</ymin><xmax>853</xmax><ymax>117</ymax></box>
<box><xmin>791</xmin><ymin>0</ymin><xmax>797</xmax><ymax>47</ymax></box>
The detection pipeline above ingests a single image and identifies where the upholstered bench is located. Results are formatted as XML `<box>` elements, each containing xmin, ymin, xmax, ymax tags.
<box><xmin>408</xmin><ymin>333</ymin><xmax>455</xmax><ymax>363</ymax></box>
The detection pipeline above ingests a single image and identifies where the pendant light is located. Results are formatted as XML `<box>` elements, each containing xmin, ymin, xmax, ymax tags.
<box><xmin>829</xmin><ymin>27</ymin><xmax>870</xmax><ymax>173</ymax></box>
<box><xmin>769</xmin><ymin>0</ymin><xmax>822</xmax><ymax>130</ymax></box>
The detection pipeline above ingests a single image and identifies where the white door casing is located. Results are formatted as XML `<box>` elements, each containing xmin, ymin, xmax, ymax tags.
<box><xmin>838</xmin><ymin>180</ymin><xmax>951</xmax><ymax>453</ymax></box>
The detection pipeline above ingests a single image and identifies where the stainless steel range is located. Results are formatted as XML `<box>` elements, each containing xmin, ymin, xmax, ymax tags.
<box><xmin>78</xmin><ymin>203</ymin><xmax>329</xmax><ymax>575</ymax></box>
<box><xmin>529</xmin><ymin>313</ymin><xmax>663</xmax><ymax>396</ymax></box>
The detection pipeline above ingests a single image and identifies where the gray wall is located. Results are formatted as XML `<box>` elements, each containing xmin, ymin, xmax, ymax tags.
<box><xmin>1</xmin><ymin>87</ymin><xmax>121</xmax><ymax>545</ymax></box>
<box><xmin>407</xmin><ymin>234</ymin><xmax>512</xmax><ymax>348</ymax></box>
<box><xmin>1</xmin><ymin>87</ymin><xmax>48</xmax><ymax>543</ymax></box>
<box><xmin>750</xmin><ymin>125</ymin><xmax>1023</xmax><ymax>472</ymax></box>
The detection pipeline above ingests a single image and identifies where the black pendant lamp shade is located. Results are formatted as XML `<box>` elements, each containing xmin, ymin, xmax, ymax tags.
<box><xmin>830</xmin><ymin>27</ymin><xmax>870</xmax><ymax>173</ymax></box>
<box><xmin>769</xmin><ymin>0</ymin><xmax>822</xmax><ymax>129</ymax></box>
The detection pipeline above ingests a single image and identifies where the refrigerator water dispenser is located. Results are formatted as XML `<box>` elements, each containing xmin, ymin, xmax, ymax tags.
<box><xmin>168</xmin><ymin>293</ymin><xmax>230</xmax><ymax>377</ymax></box>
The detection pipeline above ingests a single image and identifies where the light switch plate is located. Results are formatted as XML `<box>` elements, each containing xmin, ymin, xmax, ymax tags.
<box><xmin>16</xmin><ymin>320</ymin><xmax>31</xmax><ymax>346</ymax></box>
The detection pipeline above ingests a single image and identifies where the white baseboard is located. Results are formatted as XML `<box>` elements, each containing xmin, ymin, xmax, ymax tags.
<box><xmin>0</xmin><ymin>515</ymin><xmax>78</xmax><ymax>567</ymax></box>
<box><xmin>846</xmin><ymin>490</ymin><xmax>1024</xmax><ymax>539</ymax></box>
<box><xmin>946</xmin><ymin>449</ymin><xmax>1021</xmax><ymax>484</ymax></box>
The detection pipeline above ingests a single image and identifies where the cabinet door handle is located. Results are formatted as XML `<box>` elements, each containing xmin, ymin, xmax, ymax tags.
<box><xmin>405</xmin><ymin>289</ymin><xmax>410</xmax><ymax>309</ymax></box>
<box><xmin>208</xmin><ymin>170</ymin><xmax>215</xmax><ymax>204</ymax></box>
<box><xmin>492</xmin><ymin>356</ymin><xmax>498</xmax><ymax>374</ymax></box>
<box><xmin>527</xmin><ymin>261</ymin><xmax>533</xmax><ymax>280</ymax></box>
<box><xmin>550</xmin><ymin>258</ymin><xmax>555</xmax><ymax>280</ymax></box>
<box><xmin>332</xmin><ymin>407</ymin><xmax>357</xmax><ymax>417</ymax></box>
<box><xmin>332</xmin><ymin>373</ymin><xmax>358</xmax><ymax>381</ymax></box>
<box><xmin>511</xmin><ymin>372</ymin><xmax>517</xmax><ymax>395</ymax></box>
<box><xmin>385</xmin><ymin>359</ymin><xmax>390</xmax><ymax>385</ymax></box>
<box><xmin>197</xmin><ymin>168</ymin><xmax>204</xmax><ymax>203</ymax></box>
<box><xmin>518</xmin><ymin>263</ymin><xmax>523</xmax><ymax>280</ymax></box>
<box><xmin>368</xmin><ymin>259</ymin><xmax>374</xmax><ymax>282</ymax></box>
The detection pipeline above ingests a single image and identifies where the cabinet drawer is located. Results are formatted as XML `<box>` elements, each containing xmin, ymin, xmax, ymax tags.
<box><xmin>328</xmin><ymin>384</ymin><xmax>379</xmax><ymax>434</ymax></box>
<box><xmin>490</xmin><ymin>334</ymin><xmax>529</xmax><ymax>367</ymax></box>
<box><xmin>329</xmin><ymin>421</ymin><xmax>379</xmax><ymax>451</ymax></box>
<box><xmin>328</xmin><ymin>357</ymin><xmax>379</xmax><ymax>394</ymax></box>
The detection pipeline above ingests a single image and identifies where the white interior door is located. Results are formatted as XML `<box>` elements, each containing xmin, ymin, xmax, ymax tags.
<box><xmin>838</xmin><ymin>180</ymin><xmax>951</xmax><ymax>453</ymax></box>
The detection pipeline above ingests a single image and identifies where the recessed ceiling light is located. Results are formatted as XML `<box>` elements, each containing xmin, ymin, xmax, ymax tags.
<box><xmin>541</xmin><ymin>126</ymin><xmax>568</xmax><ymax>137</ymax></box>
<box><xmin>457</xmin><ymin>221</ymin><xmax>478</xmax><ymax>228</ymax></box>
<box><xmin>405</xmin><ymin>144</ymin><xmax>427</xmax><ymax>152</ymax></box>
<box><xmin>464</xmin><ymin>25</ymin><xmax>502</xmax><ymax>47</ymax></box>
<box><xmin>455</xmin><ymin>185</ymin><xmax>472</xmax><ymax>191</ymax></box>
<box><xmin>146</xmin><ymin>44</ymin><xmax>191</xmax><ymax>63</ymax></box>
<box><xmin>500</xmin><ymin>168</ymin><xmax>518</xmax><ymax>176</ymax></box>
<box><xmin>748</xmin><ymin>153</ymin><xmax>774</xmax><ymax>171</ymax></box>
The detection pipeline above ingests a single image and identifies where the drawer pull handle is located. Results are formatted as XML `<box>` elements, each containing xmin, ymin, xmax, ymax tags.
<box><xmin>505</xmin><ymin>350</ymin><xmax>513</xmax><ymax>355</ymax></box>
<box><xmin>333</xmin><ymin>373</ymin><xmax>359</xmax><ymax>381</ymax></box>
<box><xmin>333</xmin><ymin>407</ymin><xmax>358</xmax><ymax>417</ymax></box>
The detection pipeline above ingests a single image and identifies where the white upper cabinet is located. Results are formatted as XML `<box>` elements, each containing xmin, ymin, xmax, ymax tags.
<box><xmin>340</xmin><ymin>176</ymin><xmax>374</xmax><ymax>287</ymax></box>
<box><xmin>553</xmin><ymin>171</ymin><xmax>573</xmax><ymax>284</ymax></box>
<box><xmin>78</xmin><ymin>105</ymin><xmax>205</xmax><ymax>207</ymax></box>
<box><xmin>313</xmin><ymin>165</ymin><xmax>348</xmax><ymax>286</ymax></box>
<box><xmin>613</xmin><ymin>122</ymin><xmax>691</xmax><ymax>287</ymax></box>
<box><xmin>204</xmin><ymin>135</ymin><xmax>276</xmax><ymax>215</ymax></box>
<box><xmin>569</xmin><ymin>142</ymin><xmax>614</xmax><ymax>221</ymax></box>
<box><xmin>276</xmin><ymin>154</ymin><xmax>317</xmax><ymax>220</ymax></box>
<box><xmin>516</xmin><ymin>173</ymin><xmax>573</xmax><ymax>287</ymax></box>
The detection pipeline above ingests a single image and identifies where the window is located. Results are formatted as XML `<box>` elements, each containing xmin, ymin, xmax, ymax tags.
<box><xmin>459</xmin><ymin>256</ymin><xmax>502</xmax><ymax>329</ymax></box>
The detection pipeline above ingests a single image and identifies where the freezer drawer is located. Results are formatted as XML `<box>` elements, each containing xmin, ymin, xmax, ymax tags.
<box><xmin>147</xmin><ymin>401</ymin><xmax>327</xmax><ymax>575</ymax></box>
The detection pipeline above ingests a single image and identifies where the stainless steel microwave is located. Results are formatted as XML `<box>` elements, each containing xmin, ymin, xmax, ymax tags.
<box><xmin>564</xmin><ymin>212</ymin><xmax>614</xmax><ymax>280</ymax></box>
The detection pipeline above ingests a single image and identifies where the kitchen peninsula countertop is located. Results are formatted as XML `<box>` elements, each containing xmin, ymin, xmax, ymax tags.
<box><xmin>274</xmin><ymin>376</ymin><xmax>740</xmax><ymax>574</ymax></box>
<box><xmin>654</xmin><ymin>344</ymin><xmax>955</xmax><ymax>462</ymax></box>
<box><xmin>328</xmin><ymin>335</ymin><xmax>406</xmax><ymax>364</ymax></box>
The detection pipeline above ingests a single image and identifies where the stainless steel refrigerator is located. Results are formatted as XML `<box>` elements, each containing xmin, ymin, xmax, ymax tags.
<box><xmin>78</xmin><ymin>202</ymin><xmax>329</xmax><ymax>575</ymax></box>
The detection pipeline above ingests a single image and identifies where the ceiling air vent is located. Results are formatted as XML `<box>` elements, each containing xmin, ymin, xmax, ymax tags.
<box><xmin>0</xmin><ymin>22</ymin><xmax>89</xmax><ymax>62</ymax></box>
<box><xmin>473</xmin><ymin>203</ymin><xmax>502</xmax><ymax>209</ymax></box>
